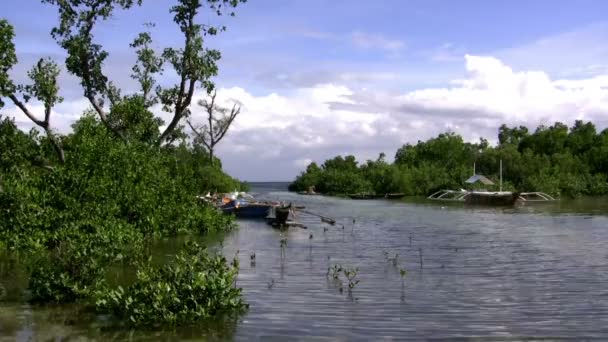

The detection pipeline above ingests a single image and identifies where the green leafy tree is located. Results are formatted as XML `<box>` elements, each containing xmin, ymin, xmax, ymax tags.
<box><xmin>130</xmin><ymin>24</ymin><xmax>164</xmax><ymax>107</ymax></box>
<box><xmin>0</xmin><ymin>20</ymin><xmax>65</xmax><ymax>163</ymax></box>
<box><xmin>291</xmin><ymin>121</ymin><xmax>608</xmax><ymax>198</ymax></box>
<box><xmin>40</xmin><ymin>0</ymin><xmax>246</xmax><ymax>145</ymax></box>
<box><xmin>40</xmin><ymin>0</ymin><xmax>144</xmax><ymax>140</ymax></box>
<box><xmin>156</xmin><ymin>0</ymin><xmax>247</xmax><ymax>144</ymax></box>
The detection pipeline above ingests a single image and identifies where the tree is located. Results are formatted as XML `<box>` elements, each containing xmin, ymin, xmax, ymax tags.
<box><xmin>130</xmin><ymin>24</ymin><xmax>164</xmax><ymax>108</ymax></box>
<box><xmin>0</xmin><ymin>20</ymin><xmax>65</xmax><ymax>163</ymax></box>
<box><xmin>107</xmin><ymin>95</ymin><xmax>163</xmax><ymax>144</ymax></box>
<box><xmin>40</xmin><ymin>0</ymin><xmax>144</xmax><ymax>141</ymax></box>
<box><xmin>155</xmin><ymin>0</ymin><xmax>246</xmax><ymax>145</ymax></box>
<box><xmin>566</xmin><ymin>120</ymin><xmax>596</xmax><ymax>155</ymax></box>
<box><xmin>41</xmin><ymin>0</ymin><xmax>246</xmax><ymax>145</ymax></box>
<box><xmin>187</xmin><ymin>90</ymin><xmax>240</xmax><ymax>165</ymax></box>
<box><xmin>498</xmin><ymin>124</ymin><xmax>529</xmax><ymax>146</ymax></box>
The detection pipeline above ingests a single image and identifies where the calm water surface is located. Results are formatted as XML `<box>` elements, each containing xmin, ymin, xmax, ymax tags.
<box><xmin>1</xmin><ymin>182</ymin><xmax>608</xmax><ymax>341</ymax></box>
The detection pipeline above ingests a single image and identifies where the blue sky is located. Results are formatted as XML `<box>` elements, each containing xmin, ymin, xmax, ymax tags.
<box><xmin>3</xmin><ymin>0</ymin><xmax>608</xmax><ymax>180</ymax></box>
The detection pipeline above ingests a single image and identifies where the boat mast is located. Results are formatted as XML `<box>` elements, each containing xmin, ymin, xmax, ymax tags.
<box><xmin>499</xmin><ymin>159</ymin><xmax>503</xmax><ymax>192</ymax></box>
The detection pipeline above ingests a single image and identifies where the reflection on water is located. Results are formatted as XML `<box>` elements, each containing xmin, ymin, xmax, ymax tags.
<box><xmin>2</xmin><ymin>182</ymin><xmax>608</xmax><ymax>340</ymax></box>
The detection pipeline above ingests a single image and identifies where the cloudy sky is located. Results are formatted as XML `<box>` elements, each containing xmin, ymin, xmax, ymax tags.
<box><xmin>3</xmin><ymin>0</ymin><xmax>608</xmax><ymax>181</ymax></box>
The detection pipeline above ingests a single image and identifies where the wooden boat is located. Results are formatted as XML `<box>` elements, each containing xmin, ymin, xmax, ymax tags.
<box><xmin>464</xmin><ymin>191</ymin><xmax>520</xmax><ymax>206</ymax></box>
<box><xmin>221</xmin><ymin>199</ymin><xmax>271</xmax><ymax>218</ymax></box>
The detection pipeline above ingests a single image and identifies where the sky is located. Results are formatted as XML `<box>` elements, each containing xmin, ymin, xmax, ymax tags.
<box><xmin>3</xmin><ymin>0</ymin><xmax>608</xmax><ymax>181</ymax></box>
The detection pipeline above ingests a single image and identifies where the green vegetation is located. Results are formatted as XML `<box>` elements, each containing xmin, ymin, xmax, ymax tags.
<box><xmin>289</xmin><ymin>121</ymin><xmax>608</xmax><ymax>198</ymax></box>
<box><xmin>0</xmin><ymin>0</ymin><xmax>249</xmax><ymax>327</ymax></box>
<box><xmin>95</xmin><ymin>242</ymin><xmax>246</xmax><ymax>327</ymax></box>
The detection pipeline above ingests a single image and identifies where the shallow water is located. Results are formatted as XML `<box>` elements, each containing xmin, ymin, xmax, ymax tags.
<box><xmin>2</xmin><ymin>183</ymin><xmax>608</xmax><ymax>341</ymax></box>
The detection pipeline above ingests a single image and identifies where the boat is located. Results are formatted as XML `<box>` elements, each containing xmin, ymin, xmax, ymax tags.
<box><xmin>427</xmin><ymin>160</ymin><xmax>547</xmax><ymax>206</ymax></box>
<box><xmin>221</xmin><ymin>198</ymin><xmax>272</xmax><ymax>218</ymax></box>
<box><xmin>462</xmin><ymin>160</ymin><xmax>521</xmax><ymax>206</ymax></box>
<box><xmin>464</xmin><ymin>191</ymin><xmax>520</xmax><ymax>206</ymax></box>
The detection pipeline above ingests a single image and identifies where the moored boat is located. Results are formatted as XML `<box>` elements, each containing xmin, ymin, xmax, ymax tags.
<box><xmin>221</xmin><ymin>199</ymin><xmax>272</xmax><ymax>218</ymax></box>
<box><xmin>464</xmin><ymin>191</ymin><xmax>520</xmax><ymax>206</ymax></box>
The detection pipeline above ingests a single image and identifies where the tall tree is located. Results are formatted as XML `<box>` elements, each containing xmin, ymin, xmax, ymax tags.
<box><xmin>156</xmin><ymin>0</ymin><xmax>246</xmax><ymax>145</ymax></box>
<box><xmin>0</xmin><ymin>20</ymin><xmax>65</xmax><ymax>163</ymax></box>
<box><xmin>41</xmin><ymin>0</ymin><xmax>145</xmax><ymax>141</ymax></box>
<box><xmin>42</xmin><ymin>0</ymin><xmax>246</xmax><ymax>145</ymax></box>
<box><xmin>187</xmin><ymin>90</ymin><xmax>240</xmax><ymax>165</ymax></box>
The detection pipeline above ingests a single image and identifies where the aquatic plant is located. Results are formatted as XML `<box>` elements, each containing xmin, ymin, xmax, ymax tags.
<box><xmin>27</xmin><ymin>221</ymin><xmax>144</xmax><ymax>303</ymax></box>
<box><xmin>343</xmin><ymin>267</ymin><xmax>359</xmax><ymax>291</ymax></box>
<box><xmin>327</xmin><ymin>264</ymin><xmax>342</xmax><ymax>280</ymax></box>
<box><xmin>95</xmin><ymin>242</ymin><xmax>247</xmax><ymax>327</ymax></box>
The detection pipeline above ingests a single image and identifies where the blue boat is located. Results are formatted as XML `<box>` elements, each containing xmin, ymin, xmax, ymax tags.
<box><xmin>221</xmin><ymin>199</ymin><xmax>272</xmax><ymax>219</ymax></box>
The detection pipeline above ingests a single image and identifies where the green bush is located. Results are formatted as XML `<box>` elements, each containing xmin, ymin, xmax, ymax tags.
<box><xmin>0</xmin><ymin>113</ymin><xmax>244</xmax><ymax>307</ymax></box>
<box><xmin>27</xmin><ymin>219</ymin><xmax>145</xmax><ymax>303</ymax></box>
<box><xmin>95</xmin><ymin>242</ymin><xmax>247</xmax><ymax>327</ymax></box>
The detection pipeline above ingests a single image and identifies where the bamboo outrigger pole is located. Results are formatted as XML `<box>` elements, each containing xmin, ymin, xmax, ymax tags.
<box><xmin>298</xmin><ymin>209</ymin><xmax>336</xmax><ymax>225</ymax></box>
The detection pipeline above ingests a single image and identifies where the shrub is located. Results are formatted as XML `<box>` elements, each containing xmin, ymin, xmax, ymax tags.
<box><xmin>95</xmin><ymin>242</ymin><xmax>247</xmax><ymax>326</ymax></box>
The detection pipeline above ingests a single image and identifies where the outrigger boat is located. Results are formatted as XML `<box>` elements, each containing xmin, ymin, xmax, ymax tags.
<box><xmin>427</xmin><ymin>161</ymin><xmax>555</xmax><ymax>206</ymax></box>
<box><xmin>221</xmin><ymin>198</ymin><xmax>272</xmax><ymax>218</ymax></box>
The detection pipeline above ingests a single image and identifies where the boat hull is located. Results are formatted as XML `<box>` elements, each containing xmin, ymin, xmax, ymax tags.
<box><xmin>221</xmin><ymin>202</ymin><xmax>271</xmax><ymax>218</ymax></box>
<box><xmin>464</xmin><ymin>192</ymin><xmax>520</xmax><ymax>206</ymax></box>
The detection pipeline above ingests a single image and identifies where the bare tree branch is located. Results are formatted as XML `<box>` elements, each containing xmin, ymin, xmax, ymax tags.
<box><xmin>188</xmin><ymin>91</ymin><xmax>240</xmax><ymax>165</ymax></box>
<box><xmin>8</xmin><ymin>94</ymin><xmax>45</xmax><ymax>127</ymax></box>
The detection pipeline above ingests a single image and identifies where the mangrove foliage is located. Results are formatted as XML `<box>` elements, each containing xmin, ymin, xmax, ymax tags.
<box><xmin>0</xmin><ymin>0</ymin><xmax>250</xmax><ymax>327</ymax></box>
<box><xmin>289</xmin><ymin>121</ymin><xmax>608</xmax><ymax>198</ymax></box>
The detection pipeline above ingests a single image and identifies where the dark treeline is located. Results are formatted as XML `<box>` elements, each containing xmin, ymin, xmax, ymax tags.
<box><xmin>289</xmin><ymin>121</ymin><xmax>608</xmax><ymax>198</ymax></box>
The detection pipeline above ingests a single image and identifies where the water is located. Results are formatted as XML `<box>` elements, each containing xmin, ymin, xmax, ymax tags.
<box><xmin>2</xmin><ymin>182</ymin><xmax>608</xmax><ymax>340</ymax></box>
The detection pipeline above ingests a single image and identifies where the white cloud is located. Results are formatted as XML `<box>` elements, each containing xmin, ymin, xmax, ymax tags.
<box><xmin>4</xmin><ymin>55</ymin><xmax>608</xmax><ymax>181</ymax></box>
